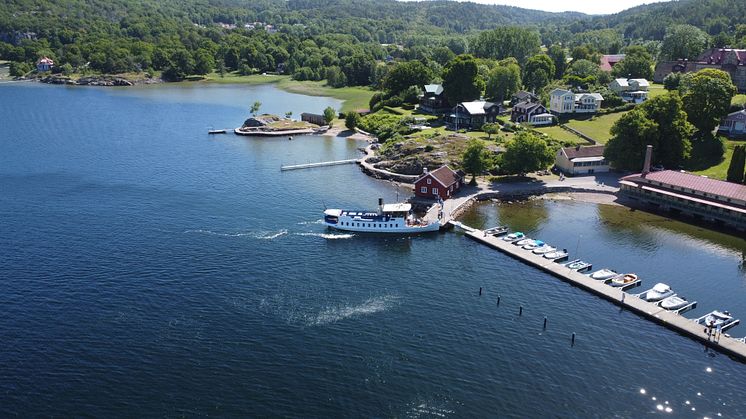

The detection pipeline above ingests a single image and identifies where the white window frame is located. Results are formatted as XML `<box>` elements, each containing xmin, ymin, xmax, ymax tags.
<box><xmin>432</xmin><ymin>187</ymin><xmax>438</xmax><ymax>195</ymax></box>
<box><xmin>420</xmin><ymin>186</ymin><xmax>427</xmax><ymax>193</ymax></box>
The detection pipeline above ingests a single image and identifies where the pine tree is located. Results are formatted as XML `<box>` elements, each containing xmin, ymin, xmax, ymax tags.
<box><xmin>726</xmin><ymin>145</ymin><xmax>746</xmax><ymax>183</ymax></box>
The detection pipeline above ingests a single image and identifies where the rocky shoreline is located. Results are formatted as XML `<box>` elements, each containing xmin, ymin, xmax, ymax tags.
<box><xmin>24</xmin><ymin>74</ymin><xmax>163</xmax><ymax>87</ymax></box>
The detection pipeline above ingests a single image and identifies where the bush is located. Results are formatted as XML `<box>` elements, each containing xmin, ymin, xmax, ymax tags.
<box><xmin>345</xmin><ymin>112</ymin><xmax>361</xmax><ymax>130</ymax></box>
<box><xmin>9</xmin><ymin>61</ymin><xmax>31</xmax><ymax>77</ymax></box>
<box><xmin>663</xmin><ymin>72</ymin><xmax>681</xmax><ymax>90</ymax></box>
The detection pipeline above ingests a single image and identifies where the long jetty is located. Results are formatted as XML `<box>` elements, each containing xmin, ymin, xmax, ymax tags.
<box><xmin>451</xmin><ymin>221</ymin><xmax>746</xmax><ymax>362</ymax></box>
<box><xmin>280</xmin><ymin>159</ymin><xmax>360</xmax><ymax>171</ymax></box>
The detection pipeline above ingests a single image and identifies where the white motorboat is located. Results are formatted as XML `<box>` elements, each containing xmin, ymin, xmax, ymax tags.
<box><xmin>503</xmin><ymin>232</ymin><xmax>524</xmax><ymax>241</ymax></box>
<box><xmin>522</xmin><ymin>240</ymin><xmax>544</xmax><ymax>250</ymax></box>
<box><xmin>696</xmin><ymin>310</ymin><xmax>738</xmax><ymax>330</ymax></box>
<box><xmin>323</xmin><ymin>199</ymin><xmax>439</xmax><ymax>234</ymax></box>
<box><xmin>589</xmin><ymin>268</ymin><xmax>617</xmax><ymax>281</ymax></box>
<box><xmin>514</xmin><ymin>237</ymin><xmax>533</xmax><ymax>246</ymax></box>
<box><xmin>638</xmin><ymin>283</ymin><xmax>675</xmax><ymax>302</ymax></box>
<box><xmin>609</xmin><ymin>273</ymin><xmax>639</xmax><ymax>287</ymax></box>
<box><xmin>660</xmin><ymin>295</ymin><xmax>690</xmax><ymax>311</ymax></box>
<box><xmin>565</xmin><ymin>259</ymin><xmax>592</xmax><ymax>272</ymax></box>
<box><xmin>485</xmin><ymin>226</ymin><xmax>509</xmax><ymax>236</ymax></box>
<box><xmin>533</xmin><ymin>245</ymin><xmax>556</xmax><ymax>255</ymax></box>
<box><xmin>544</xmin><ymin>249</ymin><xmax>568</xmax><ymax>260</ymax></box>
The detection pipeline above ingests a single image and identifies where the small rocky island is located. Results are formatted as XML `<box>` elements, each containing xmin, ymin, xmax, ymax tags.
<box><xmin>234</xmin><ymin>114</ymin><xmax>324</xmax><ymax>136</ymax></box>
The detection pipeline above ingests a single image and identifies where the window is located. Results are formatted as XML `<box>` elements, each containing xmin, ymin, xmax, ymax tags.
<box><xmin>427</xmin><ymin>178</ymin><xmax>432</xmax><ymax>185</ymax></box>
<box><xmin>432</xmin><ymin>187</ymin><xmax>438</xmax><ymax>195</ymax></box>
<box><xmin>420</xmin><ymin>187</ymin><xmax>427</xmax><ymax>194</ymax></box>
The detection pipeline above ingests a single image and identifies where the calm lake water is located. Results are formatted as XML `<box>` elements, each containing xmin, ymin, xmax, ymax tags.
<box><xmin>2</xmin><ymin>82</ymin><xmax>746</xmax><ymax>417</ymax></box>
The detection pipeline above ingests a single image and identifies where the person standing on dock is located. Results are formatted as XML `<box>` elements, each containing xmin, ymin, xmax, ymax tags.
<box><xmin>716</xmin><ymin>324</ymin><xmax>722</xmax><ymax>342</ymax></box>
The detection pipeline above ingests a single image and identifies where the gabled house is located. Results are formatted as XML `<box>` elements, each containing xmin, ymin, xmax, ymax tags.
<box><xmin>718</xmin><ymin>109</ymin><xmax>746</xmax><ymax>137</ymax></box>
<box><xmin>654</xmin><ymin>48</ymin><xmax>746</xmax><ymax>92</ymax></box>
<box><xmin>555</xmin><ymin>145</ymin><xmax>609</xmax><ymax>175</ymax></box>
<box><xmin>511</xmin><ymin>101</ymin><xmax>554</xmax><ymax>125</ymax></box>
<box><xmin>414</xmin><ymin>165</ymin><xmax>464</xmax><ymax>200</ymax></box>
<box><xmin>445</xmin><ymin>101</ymin><xmax>502</xmax><ymax>130</ymax></box>
<box><xmin>599</xmin><ymin>54</ymin><xmax>625</xmax><ymax>72</ymax></box>
<box><xmin>418</xmin><ymin>84</ymin><xmax>450</xmax><ymax>114</ymax></box>
<box><xmin>510</xmin><ymin>90</ymin><xmax>539</xmax><ymax>106</ymax></box>
<box><xmin>549</xmin><ymin>89</ymin><xmax>603</xmax><ymax>115</ymax></box>
<box><xmin>608</xmin><ymin>78</ymin><xmax>650</xmax><ymax>103</ymax></box>
<box><xmin>36</xmin><ymin>57</ymin><xmax>54</xmax><ymax>72</ymax></box>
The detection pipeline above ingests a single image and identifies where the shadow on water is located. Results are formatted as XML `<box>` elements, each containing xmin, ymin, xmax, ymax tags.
<box><xmin>461</xmin><ymin>199</ymin><xmax>550</xmax><ymax>235</ymax></box>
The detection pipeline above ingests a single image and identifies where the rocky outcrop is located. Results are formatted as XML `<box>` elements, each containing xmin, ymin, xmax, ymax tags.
<box><xmin>38</xmin><ymin>74</ymin><xmax>159</xmax><ymax>87</ymax></box>
<box><xmin>241</xmin><ymin>114</ymin><xmax>282</xmax><ymax>128</ymax></box>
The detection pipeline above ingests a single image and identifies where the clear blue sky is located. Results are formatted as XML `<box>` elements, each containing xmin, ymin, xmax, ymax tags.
<box><xmin>438</xmin><ymin>0</ymin><xmax>669</xmax><ymax>15</ymax></box>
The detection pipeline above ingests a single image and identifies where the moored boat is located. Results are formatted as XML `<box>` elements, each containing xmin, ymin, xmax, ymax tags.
<box><xmin>323</xmin><ymin>199</ymin><xmax>439</xmax><ymax>234</ymax></box>
<box><xmin>565</xmin><ymin>259</ymin><xmax>592</xmax><ymax>272</ymax></box>
<box><xmin>638</xmin><ymin>283</ymin><xmax>675</xmax><ymax>302</ymax></box>
<box><xmin>659</xmin><ymin>295</ymin><xmax>691</xmax><ymax>311</ymax></box>
<box><xmin>589</xmin><ymin>268</ymin><xmax>617</xmax><ymax>280</ymax></box>
<box><xmin>522</xmin><ymin>240</ymin><xmax>544</xmax><ymax>250</ymax></box>
<box><xmin>208</xmin><ymin>129</ymin><xmax>227</xmax><ymax>134</ymax></box>
<box><xmin>695</xmin><ymin>310</ymin><xmax>740</xmax><ymax>331</ymax></box>
<box><xmin>609</xmin><ymin>273</ymin><xmax>638</xmax><ymax>287</ymax></box>
<box><xmin>485</xmin><ymin>226</ymin><xmax>509</xmax><ymax>236</ymax></box>
<box><xmin>514</xmin><ymin>237</ymin><xmax>533</xmax><ymax>246</ymax></box>
<box><xmin>544</xmin><ymin>249</ymin><xmax>568</xmax><ymax>260</ymax></box>
<box><xmin>503</xmin><ymin>232</ymin><xmax>524</xmax><ymax>241</ymax></box>
<box><xmin>532</xmin><ymin>245</ymin><xmax>556</xmax><ymax>255</ymax></box>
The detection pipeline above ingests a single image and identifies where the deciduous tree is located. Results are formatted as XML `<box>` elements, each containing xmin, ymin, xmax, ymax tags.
<box><xmin>680</xmin><ymin>68</ymin><xmax>737</xmax><ymax>133</ymax></box>
<box><xmin>726</xmin><ymin>145</ymin><xmax>746</xmax><ymax>183</ymax></box>
<box><xmin>499</xmin><ymin>132</ymin><xmax>554</xmax><ymax>174</ymax></box>
<box><xmin>461</xmin><ymin>139</ymin><xmax>491</xmax><ymax>184</ymax></box>
<box><xmin>485</xmin><ymin>63</ymin><xmax>521</xmax><ymax>102</ymax></box>
<box><xmin>442</xmin><ymin>54</ymin><xmax>484</xmax><ymax>105</ymax></box>
<box><xmin>661</xmin><ymin>24</ymin><xmax>709</xmax><ymax>60</ymax></box>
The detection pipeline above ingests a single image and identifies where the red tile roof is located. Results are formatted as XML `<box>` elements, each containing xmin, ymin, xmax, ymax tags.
<box><xmin>696</xmin><ymin>48</ymin><xmax>746</xmax><ymax>66</ymax></box>
<box><xmin>562</xmin><ymin>145</ymin><xmax>605</xmax><ymax>160</ymax></box>
<box><xmin>418</xmin><ymin>165</ymin><xmax>461</xmax><ymax>187</ymax></box>
<box><xmin>622</xmin><ymin>170</ymin><xmax>746</xmax><ymax>202</ymax></box>
<box><xmin>599</xmin><ymin>55</ymin><xmax>625</xmax><ymax>72</ymax></box>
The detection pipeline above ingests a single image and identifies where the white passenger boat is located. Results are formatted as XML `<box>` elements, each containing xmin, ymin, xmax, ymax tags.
<box><xmin>503</xmin><ymin>232</ymin><xmax>525</xmax><ymax>241</ymax></box>
<box><xmin>589</xmin><ymin>268</ymin><xmax>618</xmax><ymax>280</ymax></box>
<box><xmin>544</xmin><ymin>249</ymin><xmax>568</xmax><ymax>260</ymax></box>
<box><xmin>532</xmin><ymin>245</ymin><xmax>556</xmax><ymax>255</ymax></box>
<box><xmin>638</xmin><ymin>283</ymin><xmax>675</xmax><ymax>302</ymax></box>
<box><xmin>522</xmin><ymin>240</ymin><xmax>544</xmax><ymax>250</ymax></box>
<box><xmin>323</xmin><ymin>199</ymin><xmax>439</xmax><ymax>233</ymax></box>
<box><xmin>660</xmin><ymin>295</ymin><xmax>690</xmax><ymax>311</ymax></box>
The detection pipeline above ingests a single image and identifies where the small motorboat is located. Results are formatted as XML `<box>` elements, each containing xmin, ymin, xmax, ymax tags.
<box><xmin>503</xmin><ymin>232</ymin><xmax>524</xmax><ymax>241</ymax></box>
<box><xmin>522</xmin><ymin>240</ymin><xmax>544</xmax><ymax>250</ymax></box>
<box><xmin>485</xmin><ymin>226</ymin><xmax>509</xmax><ymax>236</ymax></box>
<box><xmin>589</xmin><ymin>268</ymin><xmax>618</xmax><ymax>281</ymax></box>
<box><xmin>208</xmin><ymin>129</ymin><xmax>227</xmax><ymax>134</ymax></box>
<box><xmin>514</xmin><ymin>237</ymin><xmax>533</xmax><ymax>246</ymax></box>
<box><xmin>659</xmin><ymin>295</ymin><xmax>691</xmax><ymax>311</ymax></box>
<box><xmin>544</xmin><ymin>249</ymin><xmax>568</xmax><ymax>260</ymax></box>
<box><xmin>565</xmin><ymin>259</ymin><xmax>592</xmax><ymax>272</ymax></box>
<box><xmin>695</xmin><ymin>310</ymin><xmax>739</xmax><ymax>330</ymax></box>
<box><xmin>533</xmin><ymin>245</ymin><xmax>556</xmax><ymax>255</ymax></box>
<box><xmin>609</xmin><ymin>273</ymin><xmax>638</xmax><ymax>287</ymax></box>
<box><xmin>638</xmin><ymin>283</ymin><xmax>675</xmax><ymax>302</ymax></box>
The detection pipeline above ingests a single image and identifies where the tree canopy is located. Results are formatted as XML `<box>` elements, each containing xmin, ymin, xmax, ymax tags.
<box><xmin>679</xmin><ymin>69</ymin><xmax>737</xmax><ymax>133</ymax></box>
<box><xmin>442</xmin><ymin>54</ymin><xmax>484</xmax><ymax>105</ymax></box>
<box><xmin>461</xmin><ymin>139</ymin><xmax>492</xmax><ymax>183</ymax></box>
<box><xmin>499</xmin><ymin>132</ymin><xmax>554</xmax><ymax>174</ymax></box>
<box><xmin>471</xmin><ymin>27</ymin><xmax>541</xmax><ymax>65</ymax></box>
<box><xmin>485</xmin><ymin>63</ymin><xmax>521</xmax><ymax>102</ymax></box>
<box><xmin>661</xmin><ymin>24</ymin><xmax>709</xmax><ymax>60</ymax></box>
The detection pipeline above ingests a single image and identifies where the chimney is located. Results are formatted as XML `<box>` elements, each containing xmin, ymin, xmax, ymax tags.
<box><xmin>642</xmin><ymin>145</ymin><xmax>653</xmax><ymax>177</ymax></box>
<box><xmin>423</xmin><ymin>167</ymin><xmax>428</xmax><ymax>174</ymax></box>
<box><xmin>378</xmin><ymin>198</ymin><xmax>384</xmax><ymax>214</ymax></box>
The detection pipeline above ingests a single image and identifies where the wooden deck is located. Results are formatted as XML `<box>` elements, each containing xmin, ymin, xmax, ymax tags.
<box><xmin>452</xmin><ymin>222</ymin><xmax>746</xmax><ymax>362</ymax></box>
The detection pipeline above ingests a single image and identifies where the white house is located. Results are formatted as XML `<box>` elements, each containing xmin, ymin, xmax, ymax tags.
<box><xmin>608</xmin><ymin>78</ymin><xmax>650</xmax><ymax>103</ymax></box>
<box><xmin>549</xmin><ymin>89</ymin><xmax>604</xmax><ymax>115</ymax></box>
<box><xmin>718</xmin><ymin>109</ymin><xmax>746</xmax><ymax>137</ymax></box>
<box><xmin>555</xmin><ymin>145</ymin><xmax>609</xmax><ymax>175</ymax></box>
<box><xmin>36</xmin><ymin>57</ymin><xmax>54</xmax><ymax>72</ymax></box>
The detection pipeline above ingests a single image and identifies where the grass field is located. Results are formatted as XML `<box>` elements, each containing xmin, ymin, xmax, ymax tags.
<box><xmin>565</xmin><ymin>112</ymin><xmax>626</xmax><ymax>144</ymax></box>
<box><xmin>647</xmin><ymin>83</ymin><xmax>667</xmax><ymax>99</ymax></box>
<box><xmin>691</xmin><ymin>140</ymin><xmax>739</xmax><ymax>180</ymax></box>
<box><xmin>532</xmin><ymin>125</ymin><xmax>588</xmax><ymax>145</ymax></box>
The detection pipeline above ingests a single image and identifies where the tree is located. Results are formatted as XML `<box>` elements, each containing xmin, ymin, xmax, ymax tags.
<box><xmin>499</xmin><ymin>132</ymin><xmax>554</xmax><ymax>174</ymax></box>
<box><xmin>546</xmin><ymin>45</ymin><xmax>567</xmax><ymax>79</ymax></box>
<box><xmin>461</xmin><ymin>139</ymin><xmax>491</xmax><ymax>185</ymax></box>
<box><xmin>471</xmin><ymin>27</ymin><xmax>541</xmax><ymax>65</ymax></box>
<box><xmin>726</xmin><ymin>145</ymin><xmax>746</xmax><ymax>184</ymax></box>
<box><xmin>323</xmin><ymin>106</ymin><xmax>336</xmax><ymax>126</ymax></box>
<box><xmin>9</xmin><ymin>61</ymin><xmax>31</xmax><ymax>76</ymax></box>
<box><xmin>661</xmin><ymin>24</ymin><xmax>709</xmax><ymax>60</ymax></box>
<box><xmin>523</xmin><ymin>54</ymin><xmax>555</xmax><ymax>91</ymax></box>
<box><xmin>193</xmin><ymin>49</ymin><xmax>214</xmax><ymax>75</ymax></box>
<box><xmin>285</xmin><ymin>111</ymin><xmax>293</xmax><ymax>119</ymax></box>
<box><xmin>663</xmin><ymin>72</ymin><xmax>681</xmax><ymax>90</ymax></box>
<box><xmin>612</xmin><ymin>46</ymin><xmax>654</xmax><ymax>79</ymax></box>
<box><xmin>250</xmin><ymin>101</ymin><xmax>261</xmax><ymax>116</ymax></box>
<box><xmin>485</xmin><ymin>63</ymin><xmax>521</xmax><ymax>102</ymax></box>
<box><xmin>482</xmin><ymin>123</ymin><xmax>500</xmax><ymax>140</ymax></box>
<box><xmin>604</xmin><ymin>93</ymin><xmax>693</xmax><ymax>170</ymax></box>
<box><xmin>345</xmin><ymin>111</ymin><xmax>361</xmax><ymax>130</ymax></box>
<box><xmin>564</xmin><ymin>59</ymin><xmax>600</xmax><ymax>89</ymax></box>
<box><xmin>382</xmin><ymin>61</ymin><xmax>433</xmax><ymax>96</ymax></box>
<box><xmin>680</xmin><ymin>69</ymin><xmax>737</xmax><ymax>133</ymax></box>
<box><xmin>442</xmin><ymin>54</ymin><xmax>484</xmax><ymax>105</ymax></box>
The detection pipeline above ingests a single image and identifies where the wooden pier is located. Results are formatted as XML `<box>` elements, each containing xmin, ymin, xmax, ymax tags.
<box><xmin>280</xmin><ymin>159</ymin><xmax>360</xmax><ymax>171</ymax></box>
<box><xmin>451</xmin><ymin>221</ymin><xmax>746</xmax><ymax>362</ymax></box>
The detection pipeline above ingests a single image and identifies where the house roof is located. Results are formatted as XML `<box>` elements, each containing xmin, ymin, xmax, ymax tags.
<box><xmin>513</xmin><ymin>101</ymin><xmax>545</xmax><ymax>112</ymax></box>
<box><xmin>724</xmin><ymin>109</ymin><xmax>746</xmax><ymax>119</ymax></box>
<box><xmin>417</xmin><ymin>165</ymin><xmax>461</xmax><ymax>187</ymax></box>
<box><xmin>630</xmin><ymin>78</ymin><xmax>650</xmax><ymax>87</ymax></box>
<box><xmin>695</xmin><ymin>48</ymin><xmax>746</xmax><ymax>65</ymax></box>
<box><xmin>513</xmin><ymin>90</ymin><xmax>538</xmax><ymax>100</ymax></box>
<box><xmin>424</xmin><ymin>84</ymin><xmax>444</xmax><ymax>95</ymax></box>
<box><xmin>575</xmin><ymin>93</ymin><xmax>604</xmax><ymax>101</ymax></box>
<box><xmin>550</xmin><ymin>88</ymin><xmax>573</xmax><ymax>97</ymax></box>
<box><xmin>459</xmin><ymin>101</ymin><xmax>497</xmax><ymax>115</ymax></box>
<box><xmin>613</xmin><ymin>78</ymin><xmax>630</xmax><ymax>87</ymax></box>
<box><xmin>599</xmin><ymin>54</ymin><xmax>625</xmax><ymax>72</ymax></box>
<box><xmin>622</xmin><ymin>170</ymin><xmax>746</xmax><ymax>202</ymax></box>
<box><xmin>37</xmin><ymin>57</ymin><xmax>54</xmax><ymax>65</ymax></box>
<box><xmin>562</xmin><ymin>145</ymin><xmax>605</xmax><ymax>160</ymax></box>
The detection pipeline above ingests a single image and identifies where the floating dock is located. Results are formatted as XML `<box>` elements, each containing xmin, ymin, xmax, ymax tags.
<box><xmin>453</xmin><ymin>222</ymin><xmax>746</xmax><ymax>362</ymax></box>
<box><xmin>280</xmin><ymin>159</ymin><xmax>360</xmax><ymax>171</ymax></box>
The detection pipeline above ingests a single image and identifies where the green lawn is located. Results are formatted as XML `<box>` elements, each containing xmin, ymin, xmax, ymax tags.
<box><xmin>647</xmin><ymin>83</ymin><xmax>667</xmax><ymax>99</ymax></box>
<box><xmin>565</xmin><ymin>112</ymin><xmax>626</xmax><ymax>144</ymax></box>
<box><xmin>691</xmin><ymin>140</ymin><xmax>739</xmax><ymax>180</ymax></box>
<box><xmin>733</xmin><ymin>94</ymin><xmax>746</xmax><ymax>107</ymax></box>
<box><xmin>532</xmin><ymin>125</ymin><xmax>588</xmax><ymax>145</ymax></box>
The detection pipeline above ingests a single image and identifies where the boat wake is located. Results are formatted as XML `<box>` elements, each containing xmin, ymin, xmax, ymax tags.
<box><xmin>306</xmin><ymin>295</ymin><xmax>400</xmax><ymax>326</ymax></box>
<box><xmin>296</xmin><ymin>219</ymin><xmax>324</xmax><ymax>225</ymax></box>
<box><xmin>294</xmin><ymin>232</ymin><xmax>354</xmax><ymax>240</ymax></box>
<box><xmin>183</xmin><ymin>229</ymin><xmax>288</xmax><ymax>240</ymax></box>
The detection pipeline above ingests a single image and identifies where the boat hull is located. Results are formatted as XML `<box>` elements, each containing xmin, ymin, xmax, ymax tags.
<box><xmin>324</xmin><ymin>222</ymin><xmax>440</xmax><ymax>233</ymax></box>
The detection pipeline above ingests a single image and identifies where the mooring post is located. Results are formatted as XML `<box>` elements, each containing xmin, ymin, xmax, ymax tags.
<box><xmin>571</xmin><ymin>332</ymin><xmax>576</xmax><ymax>346</ymax></box>
<box><xmin>519</xmin><ymin>305</ymin><xmax>523</xmax><ymax>316</ymax></box>
<box><xmin>543</xmin><ymin>316</ymin><xmax>547</xmax><ymax>329</ymax></box>
<box><xmin>497</xmin><ymin>295</ymin><xmax>500</xmax><ymax>306</ymax></box>
<box><xmin>479</xmin><ymin>287</ymin><xmax>482</xmax><ymax>296</ymax></box>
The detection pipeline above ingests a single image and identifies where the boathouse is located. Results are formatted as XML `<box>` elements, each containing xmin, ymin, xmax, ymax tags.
<box><xmin>414</xmin><ymin>165</ymin><xmax>464</xmax><ymax>200</ymax></box>
<box><xmin>555</xmin><ymin>145</ymin><xmax>608</xmax><ymax>175</ymax></box>
<box><xmin>619</xmin><ymin>147</ymin><xmax>746</xmax><ymax>231</ymax></box>
<box><xmin>301</xmin><ymin>112</ymin><xmax>325</xmax><ymax>125</ymax></box>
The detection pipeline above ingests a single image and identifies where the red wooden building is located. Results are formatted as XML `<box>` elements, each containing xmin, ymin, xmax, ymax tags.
<box><xmin>414</xmin><ymin>165</ymin><xmax>464</xmax><ymax>200</ymax></box>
